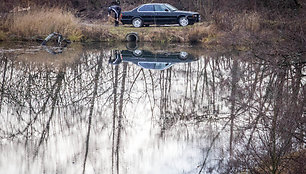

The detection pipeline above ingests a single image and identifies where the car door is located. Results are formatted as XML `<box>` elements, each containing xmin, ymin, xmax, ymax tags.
<box><xmin>154</xmin><ymin>4</ymin><xmax>176</xmax><ymax>24</ymax></box>
<box><xmin>137</xmin><ymin>4</ymin><xmax>155</xmax><ymax>24</ymax></box>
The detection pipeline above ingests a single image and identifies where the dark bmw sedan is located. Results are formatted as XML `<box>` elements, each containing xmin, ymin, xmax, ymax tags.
<box><xmin>121</xmin><ymin>3</ymin><xmax>200</xmax><ymax>27</ymax></box>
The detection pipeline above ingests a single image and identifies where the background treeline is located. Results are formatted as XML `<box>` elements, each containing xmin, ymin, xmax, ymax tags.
<box><xmin>0</xmin><ymin>0</ymin><xmax>304</xmax><ymax>18</ymax></box>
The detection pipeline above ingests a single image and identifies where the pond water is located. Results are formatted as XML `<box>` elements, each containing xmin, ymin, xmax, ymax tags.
<box><xmin>0</xmin><ymin>42</ymin><xmax>305</xmax><ymax>174</ymax></box>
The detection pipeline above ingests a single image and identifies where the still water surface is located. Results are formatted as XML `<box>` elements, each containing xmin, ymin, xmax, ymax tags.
<box><xmin>0</xmin><ymin>42</ymin><xmax>305</xmax><ymax>174</ymax></box>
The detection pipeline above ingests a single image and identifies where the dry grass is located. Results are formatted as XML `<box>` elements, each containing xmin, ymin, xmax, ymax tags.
<box><xmin>212</xmin><ymin>11</ymin><xmax>262</xmax><ymax>33</ymax></box>
<box><xmin>233</xmin><ymin>12</ymin><xmax>262</xmax><ymax>33</ymax></box>
<box><xmin>143</xmin><ymin>27</ymin><xmax>185</xmax><ymax>43</ymax></box>
<box><xmin>6</xmin><ymin>7</ymin><xmax>82</xmax><ymax>40</ymax></box>
<box><xmin>188</xmin><ymin>24</ymin><xmax>218</xmax><ymax>43</ymax></box>
<box><xmin>0</xmin><ymin>30</ymin><xmax>6</xmax><ymax>41</ymax></box>
<box><xmin>0</xmin><ymin>16</ymin><xmax>7</xmax><ymax>41</ymax></box>
<box><xmin>81</xmin><ymin>25</ymin><xmax>117</xmax><ymax>42</ymax></box>
<box><xmin>207</xmin><ymin>11</ymin><xmax>273</xmax><ymax>49</ymax></box>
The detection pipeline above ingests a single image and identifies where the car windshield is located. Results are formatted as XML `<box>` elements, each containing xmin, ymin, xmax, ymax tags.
<box><xmin>164</xmin><ymin>4</ymin><xmax>178</xmax><ymax>11</ymax></box>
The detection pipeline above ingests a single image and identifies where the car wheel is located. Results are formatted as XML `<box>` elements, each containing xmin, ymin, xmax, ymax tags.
<box><xmin>179</xmin><ymin>16</ymin><xmax>189</xmax><ymax>27</ymax></box>
<box><xmin>179</xmin><ymin>52</ymin><xmax>189</xmax><ymax>59</ymax></box>
<box><xmin>132</xmin><ymin>18</ymin><xmax>143</xmax><ymax>28</ymax></box>
<box><xmin>133</xmin><ymin>50</ymin><xmax>143</xmax><ymax>56</ymax></box>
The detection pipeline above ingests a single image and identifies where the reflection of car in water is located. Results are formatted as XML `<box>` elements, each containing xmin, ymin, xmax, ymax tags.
<box><xmin>109</xmin><ymin>49</ymin><xmax>198</xmax><ymax>70</ymax></box>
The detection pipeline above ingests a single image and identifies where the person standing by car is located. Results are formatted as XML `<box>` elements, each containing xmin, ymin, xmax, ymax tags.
<box><xmin>108</xmin><ymin>1</ymin><xmax>121</xmax><ymax>27</ymax></box>
<box><xmin>109</xmin><ymin>50</ymin><xmax>122</xmax><ymax>65</ymax></box>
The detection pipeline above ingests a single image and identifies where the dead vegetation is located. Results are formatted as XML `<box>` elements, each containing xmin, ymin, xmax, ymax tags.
<box><xmin>2</xmin><ymin>8</ymin><xmax>82</xmax><ymax>41</ymax></box>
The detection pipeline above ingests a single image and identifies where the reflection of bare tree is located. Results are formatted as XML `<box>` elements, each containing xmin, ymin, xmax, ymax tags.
<box><xmin>0</xmin><ymin>45</ymin><xmax>304</xmax><ymax>174</ymax></box>
<box><xmin>0</xmin><ymin>50</ymin><xmax>117</xmax><ymax>174</ymax></box>
<box><xmin>229</xmin><ymin>59</ymin><xmax>238</xmax><ymax>157</ymax></box>
<box><xmin>0</xmin><ymin>56</ymin><xmax>8</xmax><ymax>112</ymax></box>
<box><xmin>139</xmin><ymin>51</ymin><xmax>305</xmax><ymax>173</ymax></box>
<box><xmin>111</xmin><ymin>65</ymin><xmax>119</xmax><ymax>174</ymax></box>
<box><xmin>160</xmin><ymin>68</ymin><xmax>173</xmax><ymax>135</ymax></box>
<box><xmin>224</xmin><ymin>56</ymin><xmax>306</xmax><ymax>174</ymax></box>
<box><xmin>198</xmin><ymin>119</ymin><xmax>230</xmax><ymax>174</ymax></box>
<box><xmin>117</xmin><ymin>63</ymin><xmax>127</xmax><ymax>174</ymax></box>
<box><xmin>111</xmin><ymin>62</ymin><xmax>127</xmax><ymax>174</ymax></box>
<box><xmin>82</xmin><ymin>53</ymin><xmax>103</xmax><ymax>174</ymax></box>
<box><xmin>35</xmin><ymin>70</ymin><xmax>65</xmax><ymax>156</ymax></box>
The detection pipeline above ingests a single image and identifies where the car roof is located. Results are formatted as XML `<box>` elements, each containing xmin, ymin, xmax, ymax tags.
<box><xmin>131</xmin><ymin>3</ymin><xmax>171</xmax><ymax>11</ymax></box>
<box><xmin>130</xmin><ymin>3</ymin><xmax>164</xmax><ymax>11</ymax></box>
<box><xmin>141</xmin><ymin>3</ymin><xmax>169</xmax><ymax>5</ymax></box>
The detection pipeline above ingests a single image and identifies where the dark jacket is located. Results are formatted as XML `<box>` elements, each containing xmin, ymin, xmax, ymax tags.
<box><xmin>108</xmin><ymin>5</ymin><xmax>121</xmax><ymax>19</ymax></box>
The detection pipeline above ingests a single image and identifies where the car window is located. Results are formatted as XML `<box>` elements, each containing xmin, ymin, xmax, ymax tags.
<box><xmin>138</xmin><ymin>5</ymin><xmax>154</xmax><ymax>12</ymax></box>
<box><xmin>138</xmin><ymin>62</ymin><xmax>172</xmax><ymax>70</ymax></box>
<box><xmin>164</xmin><ymin>4</ymin><xmax>178</xmax><ymax>11</ymax></box>
<box><xmin>154</xmin><ymin>5</ymin><xmax>169</xmax><ymax>12</ymax></box>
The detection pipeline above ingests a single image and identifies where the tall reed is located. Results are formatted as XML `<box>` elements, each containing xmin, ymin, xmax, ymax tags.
<box><xmin>8</xmin><ymin>7</ymin><xmax>82</xmax><ymax>39</ymax></box>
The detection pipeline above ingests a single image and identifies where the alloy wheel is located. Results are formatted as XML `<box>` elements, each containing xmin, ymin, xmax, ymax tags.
<box><xmin>179</xmin><ymin>17</ymin><xmax>189</xmax><ymax>27</ymax></box>
<box><xmin>132</xmin><ymin>18</ymin><xmax>143</xmax><ymax>28</ymax></box>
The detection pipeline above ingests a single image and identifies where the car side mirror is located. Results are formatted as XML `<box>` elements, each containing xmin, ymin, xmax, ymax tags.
<box><xmin>165</xmin><ymin>9</ymin><xmax>169</xmax><ymax>12</ymax></box>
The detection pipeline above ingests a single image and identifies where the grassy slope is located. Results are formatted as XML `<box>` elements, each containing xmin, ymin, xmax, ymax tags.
<box><xmin>103</xmin><ymin>23</ymin><xmax>214</xmax><ymax>43</ymax></box>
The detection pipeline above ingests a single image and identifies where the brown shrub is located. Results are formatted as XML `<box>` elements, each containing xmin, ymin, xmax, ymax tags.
<box><xmin>7</xmin><ymin>7</ymin><xmax>82</xmax><ymax>39</ymax></box>
<box><xmin>212</xmin><ymin>11</ymin><xmax>262</xmax><ymax>33</ymax></box>
<box><xmin>233</xmin><ymin>12</ymin><xmax>262</xmax><ymax>32</ymax></box>
<box><xmin>188</xmin><ymin>24</ymin><xmax>218</xmax><ymax>44</ymax></box>
<box><xmin>0</xmin><ymin>30</ymin><xmax>7</xmax><ymax>41</ymax></box>
<box><xmin>81</xmin><ymin>25</ymin><xmax>116</xmax><ymax>42</ymax></box>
